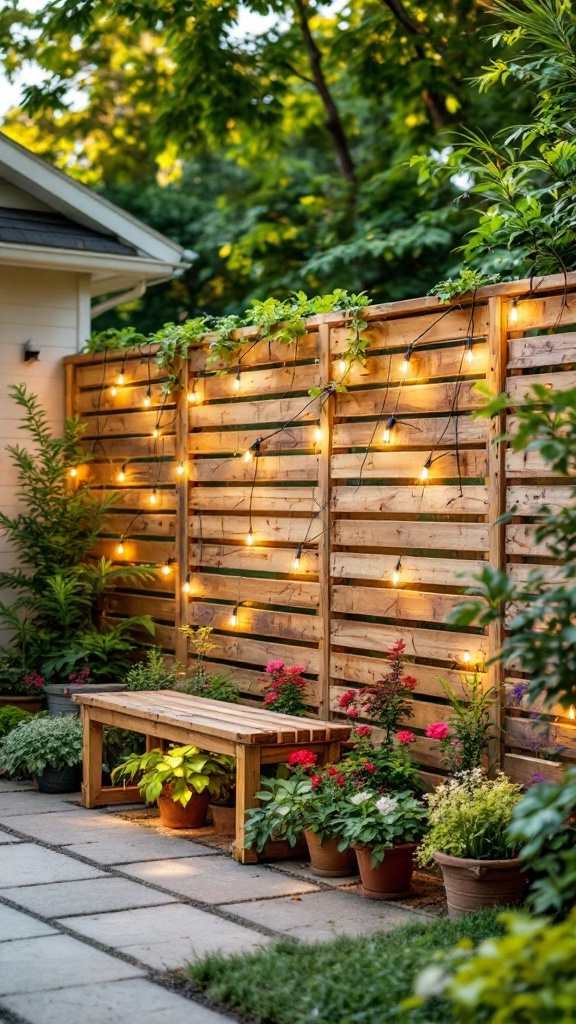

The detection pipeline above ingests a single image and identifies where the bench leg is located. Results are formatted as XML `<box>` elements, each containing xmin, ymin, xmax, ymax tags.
<box><xmin>81</xmin><ymin>706</ymin><xmax>103</xmax><ymax>808</ymax></box>
<box><xmin>234</xmin><ymin>744</ymin><xmax>261</xmax><ymax>864</ymax></box>
<box><xmin>321</xmin><ymin>741</ymin><xmax>341</xmax><ymax>766</ymax></box>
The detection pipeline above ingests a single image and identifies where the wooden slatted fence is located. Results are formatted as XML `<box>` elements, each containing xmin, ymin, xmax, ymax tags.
<box><xmin>64</xmin><ymin>272</ymin><xmax>576</xmax><ymax>784</ymax></box>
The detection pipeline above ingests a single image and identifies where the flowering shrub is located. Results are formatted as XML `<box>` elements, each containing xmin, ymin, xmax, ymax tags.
<box><xmin>342</xmin><ymin>727</ymin><xmax>421</xmax><ymax>795</ymax></box>
<box><xmin>334</xmin><ymin>789</ymin><xmax>428</xmax><ymax>867</ymax></box>
<box><xmin>417</xmin><ymin>769</ymin><xmax>523</xmax><ymax>866</ymax></box>
<box><xmin>261</xmin><ymin>659</ymin><xmax>308</xmax><ymax>716</ymax></box>
<box><xmin>338</xmin><ymin>640</ymin><xmax>416</xmax><ymax>744</ymax></box>
<box><xmin>0</xmin><ymin>650</ymin><xmax>44</xmax><ymax>697</ymax></box>
<box><xmin>424</xmin><ymin>674</ymin><xmax>495</xmax><ymax>775</ymax></box>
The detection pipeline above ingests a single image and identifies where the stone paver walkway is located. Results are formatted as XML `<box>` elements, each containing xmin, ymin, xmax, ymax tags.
<box><xmin>0</xmin><ymin>779</ymin><xmax>431</xmax><ymax>1024</ymax></box>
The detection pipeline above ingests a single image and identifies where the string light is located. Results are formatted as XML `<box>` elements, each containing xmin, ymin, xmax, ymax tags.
<box><xmin>161</xmin><ymin>556</ymin><xmax>176</xmax><ymax>576</ymax></box>
<box><xmin>400</xmin><ymin>345</ymin><xmax>413</xmax><ymax>376</ymax></box>
<box><xmin>419</xmin><ymin>456</ymin><xmax>432</xmax><ymax>483</ymax></box>
<box><xmin>117</xmin><ymin>464</ymin><xmax>126</xmax><ymax>483</ymax></box>
<box><xmin>246</xmin><ymin>529</ymin><xmax>254</xmax><ymax>546</ymax></box>
<box><xmin>182</xmin><ymin>573</ymin><xmax>191</xmax><ymax>595</ymax></box>
<box><xmin>110</xmin><ymin>385</ymin><xmax>118</xmax><ymax>397</ymax></box>
<box><xmin>338</xmin><ymin>359</ymin><xmax>347</xmax><ymax>375</ymax></box>
<box><xmin>243</xmin><ymin>438</ymin><xmax>262</xmax><ymax>463</ymax></box>
<box><xmin>116</xmin><ymin>540</ymin><xmax>125</xmax><ymax>556</ymax></box>
<box><xmin>383</xmin><ymin>415</ymin><xmax>397</xmax><ymax>444</ymax></box>
<box><xmin>463</xmin><ymin>649</ymin><xmax>471</xmax><ymax>665</ymax></box>
<box><xmin>392</xmin><ymin>557</ymin><xmax>402</xmax><ymax>586</ymax></box>
<box><xmin>509</xmin><ymin>299</ymin><xmax>519</xmax><ymax>324</ymax></box>
<box><xmin>569</xmin><ymin>705</ymin><xmax>575</xmax><ymax>720</ymax></box>
<box><xmin>152</xmin><ymin>425</ymin><xmax>160</xmax><ymax>439</ymax></box>
<box><xmin>233</xmin><ymin>365</ymin><xmax>241</xmax><ymax>392</ymax></box>
<box><xmin>150</xmin><ymin>489</ymin><xmax>157</xmax><ymax>504</ymax></box>
<box><xmin>116</xmin><ymin>366</ymin><xmax>125</xmax><ymax>386</ymax></box>
<box><xmin>229</xmin><ymin>604</ymin><xmax>238</xmax><ymax>628</ymax></box>
<box><xmin>244</xmin><ymin>448</ymin><xmax>253</xmax><ymax>463</ymax></box>
<box><xmin>314</xmin><ymin>426</ymin><xmax>322</xmax><ymax>445</ymax></box>
<box><xmin>143</xmin><ymin>389</ymin><xmax>151</xmax><ymax>408</ymax></box>
<box><xmin>465</xmin><ymin>338</ymin><xmax>474</xmax><ymax>364</ymax></box>
<box><xmin>293</xmin><ymin>546</ymin><xmax>302</xmax><ymax>571</ymax></box>
<box><xmin>177</xmin><ymin>461</ymin><xmax>185</xmax><ymax>477</ymax></box>
<box><xmin>68</xmin><ymin>467</ymin><xmax>78</xmax><ymax>479</ymax></box>
<box><xmin>188</xmin><ymin>389</ymin><xmax>200</xmax><ymax>404</ymax></box>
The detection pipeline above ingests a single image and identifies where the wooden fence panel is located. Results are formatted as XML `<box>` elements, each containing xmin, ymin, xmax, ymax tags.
<box><xmin>64</xmin><ymin>273</ymin><xmax>576</xmax><ymax>779</ymax></box>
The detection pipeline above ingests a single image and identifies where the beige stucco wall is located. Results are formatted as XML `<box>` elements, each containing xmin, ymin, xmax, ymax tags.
<box><xmin>0</xmin><ymin>265</ymin><xmax>91</xmax><ymax>641</ymax></box>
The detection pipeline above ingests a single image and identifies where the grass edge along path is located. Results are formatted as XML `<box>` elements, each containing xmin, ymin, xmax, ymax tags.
<box><xmin>186</xmin><ymin>909</ymin><xmax>503</xmax><ymax>1024</ymax></box>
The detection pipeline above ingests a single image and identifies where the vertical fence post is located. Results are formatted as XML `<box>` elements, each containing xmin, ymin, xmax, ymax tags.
<box><xmin>317</xmin><ymin>321</ymin><xmax>333</xmax><ymax>719</ymax></box>
<box><xmin>175</xmin><ymin>357</ymin><xmax>189</xmax><ymax>668</ymax></box>
<box><xmin>486</xmin><ymin>295</ymin><xmax>508</xmax><ymax>772</ymax></box>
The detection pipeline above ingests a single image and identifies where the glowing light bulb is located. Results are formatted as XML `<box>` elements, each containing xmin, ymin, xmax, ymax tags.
<box><xmin>152</xmin><ymin>427</ymin><xmax>160</xmax><ymax>439</ymax></box>
<box><xmin>117</xmin><ymin>468</ymin><xmax>126</xmax><ymax>483</ymax></box>
<box><xmin>400</xmin><ymin>346</ymin><xmax>413</xmax><ymax>377</ymax></box>
<box><xmin>116</xmin><ymin>372</ymin><xmax>125</xmax><ymax>386</ymax></box>
<box><xmin>392</xmin><ymin>568</ymin><xmax>400</xmax><ymax>586</ymax></box>
<box><xmin>177</xmin><ymin>462</ymin><xmax>185</xmax><ymax>477</ymax></box>
<box><xmin>293</xmin><ymin>547</ymin><xmax>302</xmax><ymax>572</ymax></box>
<box><xmin>463</xmin><ymin>649</ymin><xmax>471</xmax><ymax>665</ymax></box>
<box><xmin>230</xmin><ymin>607</ymin><xmax>238</xmax><ymax>628</ymax></box>
<box><xmin>383</xmin><ymin>416</ymin><xmax>396</xmax><ymax>444</ymax></box>
<box><xmin>244</xmin><ymin>448</ymin><xmax>253</xmax><ymax>463</ymax></box>
<box><xmin>338</xmin><ymin>359</ymin><xmax>347</xmax><ymax>375</ymax></box>
<box><xmin>246</xmin><ymin>530</ymin><xmax>253</xmax><ymax>547</ymax></box>
<box><xmin>116</xmin><ymin>541</ymin><xmax>125</xmax><ymax>556</ymax></box>
<box><xmin>569</xmin><ymin>705</ymin><xmax>575</xmax><ymax>720</ymax></box>
<box><xmin>68</xmin><ymin>467</ymin><xmax>78</xmax><ymax>479</ymax></box>
<box><xmin>419</xmin><ymin>464</ymin><xmax>429</xmax><ymax>482</ymax></box>
<box><xmin>465</xmin><ymin>340</ymin><xmax>474</xmax><ymax>364</ymax></box>
<box><xmin>233</xmin><ymin>374</ymin><xmax>241</xmax><ymax>392</ymax></box>
<box><xmin>314</xmin><ymin>427</ymin><xmax>322</xmax><ymax>444</ymax></box>
<box><xmin>509</xmin><ymin>301</ymin><xmax>519</xmax><ymax>324</ymax></box>
<box><xmin>188</xmin><ymin>390</ymin><xmax>200</xmax><ymax>404</ymax></box>
<box><xmin>182</xmin><ymin>578</ymin><xmax>191</xmax><ymax>594</ymax></box>
<box><xmin>143</xmin><ymin>392</ymin><xmax>151</xmax><ymax>408</ymax></box>
<box><xmin>110</xmin><ymin>385</ymin><xmax>118</xmax><ymax>397</ymax></box>
<box><xmin>150</xmin><ymin>490</ymin><xmax>157</xmax><ymax>504</ymax></box>
<box><xmin>162</xmin><ymin>563</ymin><xmax>171</xmax><ymax>576</ymax></box>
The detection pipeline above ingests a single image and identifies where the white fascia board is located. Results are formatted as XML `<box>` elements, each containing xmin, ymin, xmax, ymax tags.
<box><xmin>0</xmin><ymin>241</ymin><xmax>180</xmax><ymax>296</ymax></box>
<box><xmin>0</xmin><ymin>134</ymin><xmax>185</xmax><ymax>264</ymax></box>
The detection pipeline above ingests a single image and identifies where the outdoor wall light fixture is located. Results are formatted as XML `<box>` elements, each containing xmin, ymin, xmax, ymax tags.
<box><xmin>23</xmin><ymin>340</ymin><xmax>40</xmax><ymax>362</ymax></box>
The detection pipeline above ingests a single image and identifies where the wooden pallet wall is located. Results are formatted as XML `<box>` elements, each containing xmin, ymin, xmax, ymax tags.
<box><xmin>64</xmin><ymin>272</ymin><xmax>576</xmax><ymax>782</ymax></box>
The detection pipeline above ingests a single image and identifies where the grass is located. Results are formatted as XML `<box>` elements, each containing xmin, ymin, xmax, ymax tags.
<box><xmin>188</xmin><ymin>909</ymin><xmax>503</xmax><ymax>1024</ymax></box>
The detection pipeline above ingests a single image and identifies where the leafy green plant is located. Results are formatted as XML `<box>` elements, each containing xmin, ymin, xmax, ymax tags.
<box><xmin>334</xmin><ymin>790</ymin><xmax>428</xmax><ymax>868</ymax></box>
<box><xmin>342</xmin><ymin>729</ymin><xmax>422</xmax><ymax>795</ymax></box>
<box><xmin>0</xmin><ymin>714</ymin><xmax>82</xmax><ymax>777</ymax></box>
<box><xmin>179</xmin><ymin>671</ymin><xmax>239</xmax><ymax>703</ymax></box>
<box><xmin>243</xmin><ymin>773</ymin><xmax>312</xmax><ymax>853</ymax></box>
<box><xmin>111</xmin><ymin>744</ymin><xmax>234</xmax><ymax>807</ymax></box>
<box><xmin>0</xmin><ymin>705</ymin><xmax>32</xmax><ymax>738</ymax></box>
<box><xmin>125</xmin><ymin>647</ymin><xmax>181</xmax><ymax>691</ymax></box>
<box><xmin>338</xmin><ymin>640</ymin><xmax>416</xmax><ymax>746</ymax></box>
<box><xmin>412</xmin><ymin>908</ymin><xmax>576</xmax><ymax>1024</ymax></box>
<box><xmin>429</xmin><ymin>270</ymin><xmax>499</xmax><ymax>304</ymax></box>
<box><xmin>507</xmin><ymin>767</ymin><xmax>576</xmax><ymax>917</ymax></box>
<box><xmin>417</xmin><ymin>770</ymin><xmax>523</xmax><ymax>866</ymax></box>
<box><xmin>425</xmin><ymin>674</ymin><xmax>495</xmax><ymax>774</ymax></box>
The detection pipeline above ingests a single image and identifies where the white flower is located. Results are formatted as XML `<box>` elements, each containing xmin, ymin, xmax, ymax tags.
<box><xmin>414</xmin><ymin>965</ymin><xmax>450</xmax><ymax>998</ymax></box>
<box><xmin>350</xmin><ymin>790</ymin><xmax>373</xmax><ymax>805</ymax></box>
<box><xmin>375</xmin><ymin>795</ymin><xmax>399</xmax><ymax>815</ymax></box>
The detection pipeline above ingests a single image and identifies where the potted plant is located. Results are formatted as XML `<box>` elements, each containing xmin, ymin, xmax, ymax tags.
<box><xmin>0</xmin><ymin>652</ymin><xmax>44</xmax><ymax>713</ymax></box>
<box><xmin>334</xmin><ymin>789</ymin><xmax>428</xmax><ymax>898</ymax></box>
<box><xmin>424</xmin><ymin>672</ymin><xmax>495</xmax><ymax>774</ymax></box>
<box><xmin>417</xmin><ymin>769</ymin><xmax>527</xmax><ymax>918</ymax></box>
<box><xmin>0</xmin><ymin>713</ymin><xmax>82</xmax><ymax>793</ymax></box>
<box><xmin>177</xmin><ymin>625</ymin><xmax>239</xmax><ymax>702</ymax></box>
<box><xmin>45</xmin><ymin>666</ymin><xmax>130</xmax><ymax>716</ymax></box>
<box><xmin>208</xmin><ymin>762</ymin><xmax>237</xmax><ymax>835</ymax></box>
<box><xmin>111</xmin><ymin>744</ymin><xmax>234</xmax><ymax>829</ymax></box>
<box><xmin>243</xmin><ymin>771</ymin><xmax>311</xmax><ymax>858</ymax></box>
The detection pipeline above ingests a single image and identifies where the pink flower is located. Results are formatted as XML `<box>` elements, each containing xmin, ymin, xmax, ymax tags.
<box><xmin>425</xmin><ymin>722</ymin><xmax>451</xmax><ymax>741</ymax></box>
<box><xmin>338</xmin><ymin>689</ymin><xmax>356</xmax><ymax>709</ymax></box>
<box><xmin>451</xmin><ymin>739</ymin><xmax>460</xmax><ymax>747</ymax></box>
<box><xmin>284</xmin><ymin>665</ymin><xmax>306</xmax><ymax>676</ymax></box>
<box><xmin>310</xmin><ymin>774</ymin><xmax>322</xmax><ymax>790</ymax></box>
<box><xmin>396</xmin><ymin>730</ymin><xmax>416</xmax><ymax>745</ymax></box>
<box><xmin>347</xmin><ymin>708</ymin><xmax>359</xmax><ymax>719</ymax></box>
<box><xmin>354</xmin><ymin>725</ymin><xmax>372</xmax><ymax>738</ymax></box>
<box><xmin>266</xmin><ymin>659</ymin><xmax>284</xmax><ymax>673</ymax></box>
<box><xmin>263</xmin><ymin>692</ymin><xmax>277</xmax><ymax>705</ymax></box>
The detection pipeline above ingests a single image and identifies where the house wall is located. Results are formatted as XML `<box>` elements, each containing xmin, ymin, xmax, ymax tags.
<box><xmin>0</xmin><ymin>265</ymin><xmax>90</xmax><ymax>643</ymax></box>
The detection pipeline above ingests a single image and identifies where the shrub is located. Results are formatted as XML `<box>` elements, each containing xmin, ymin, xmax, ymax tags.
<box><xmin>338</xmin><ymin>640</ymin><xmax>416</xmax><ymax>744</ymax></box>
<box><xmin>261</xmin><ymin>659</ymin><xmax>308</xmax><ymax>716</ymax></box>
<box><xmin>126</xmin><ymin>648</ymin><xmax>181</xmax><ymax>691</ymax></box>
<box><xmin>417</xmin><ymin>769</ymin><xmax>523</xmax><ymax>865</ymax></box>
<box><xmin>0</xmin><ymin>704</ymin><xmax>32</xmax><ymax>738</ymax></box>
<box><xmin>425</xmin><ymin>673</ymin><xmax>494</xmax><ymax>774</ymax></box>
<box><xmin>179</xmin><ymin>671</ymin><xmax>238</xmax><ymax>703</ymax></box>
<box><xmin>0</xmin><ymin>714</ymin><xmax>82</xmax><ymax>776</ymax></box>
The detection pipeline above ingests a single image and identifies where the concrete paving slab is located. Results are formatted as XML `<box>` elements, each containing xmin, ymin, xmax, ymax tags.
<box><xmin>120</xmin><ymin>856</ymin><xmax>319</xmax><ymax>905</ymax></box>
<box><xmin>0</xmin><ymin>831</ymin><xmax>21</xmax><ymax>844</ymax></box>
<box><xmin>60</xmin><ymin>901</ymin><xmax>270</xmax><ymax>970</ymax></box>
<box><xmin>1</xmin><ymin>978</ymin><xmax>230</xmax><ymax>1024</ymax></box>
<box><xmin>0</xmin><ymin>933</ymin><xmax>143</xmax><ymax>996</ymax></box>
<box><xmin>277</xmin><ymin>859</ymin><xmax>360</xmax><ymax>887</ymax></box>
<box><xmin>0</xmin><ymin>792</ymin><xmax>80</xmax><ymax>818</ymax></box>
<box><xmin>3</xmin><ymin>877</ymin><xmax>178</xmax><ymax>918</ymax></box>
<box><xmin>0</xmin><ymin>844</ymin><xmax>104</xmax><ymax>888</ymax></box>
<box><xmin>2</xmin><ymin>810</ymin><xmax>145</xmax><ymax>846</ymax></box>
<box><xmin>222</xmin><ymin>888</ymin><xmax>429</xmax><ymax>942</ymax></box>
<box><xmin>0</xmin><ymin>780</ymin><xmax>35</xmax><ymax>793</ymax></box>
<box><xmin>0</xmin><ymin>905</ymin><xmax>57</xmax><ymax>942</ymax></box>
<box><xmin>64</xmin><ymin>833</ymin><xmax>217</xmax><ymax>864</ymax></box>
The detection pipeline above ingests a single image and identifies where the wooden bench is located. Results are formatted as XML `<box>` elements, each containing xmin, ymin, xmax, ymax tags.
<box><xmin>73</xmin><ymin>690</ymin><xmax>351</xmax><ymax>863</ymax></box>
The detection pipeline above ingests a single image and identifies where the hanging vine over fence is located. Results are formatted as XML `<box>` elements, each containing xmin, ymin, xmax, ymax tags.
<box><xmin>66</xmin><ymin>270</ymin><xmax>576</xmax><ymax>788</ymax></box>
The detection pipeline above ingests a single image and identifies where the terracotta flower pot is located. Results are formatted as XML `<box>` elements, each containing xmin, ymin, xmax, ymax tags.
<box><xmin>210</xmin><ymin>803</ymin><xmax>236</xmax><ymax>835</ymax></box>
<box><xmin>434</xmin><ymin>851</ymin><xmax>529</xmax><ymax>920</ymax></box>
<box><xmin>157</xmin><ymin>786</ymin><xmax>209</xmax><ymax>829</ymax></box>
<box><xmin>0</xmin><ymin>695</ymin><xmax>44</xmax><ymax>714</ymax></box>
<box><xmin>354</xmin><ymin>842</ymin><xmax>417</xmax><ymax>899</ymax></box>
<box><xmin>304</xmin><ymin>830</ymin><xmax>358</xmax><ymax>878</ymax></box>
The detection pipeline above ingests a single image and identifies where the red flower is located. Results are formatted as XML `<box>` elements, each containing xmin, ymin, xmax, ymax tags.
<box><xmin>263</xmin><ymin>692</ymin><xmax>277</xmax><ymax>705</ymax></box>
<box><xmin>389</xmin><ymin>640</ymin><xmax>406</xmax><ymax>658</ymax></box>
<box><xmin>285</xmin><ymin>665</ymin><xmax>306</xmax><ymax>676</ymax></box>
<box><xmin>354</xmin><ymin>725</ymin><xmax>372</xmax><ymax>738</ymax></box>
<box><xmin>402</xmin><ymin>675</ymin><xmax>417</xmax><ymax>691</ymax></box>
<box><xmin>310</xmin><ymin>774</ymin><xmax>322</xmax><ymax>789</ymax></box>
<box><xmin>288</xmin><ymin>750</ymin><xmax>318</xmax><ymax>770</ymax></box>
<box><xmin>364</xmin><ymin>763</ymin><xmax>376</xmax><ymax>773</ymax></box>
<box><xmin>327</xmin><ymin>766</ymin><xmax>339</xmax><ymax>776</ymax></box>
<box><xmin>338</xmin><ymin>689</ymin><xmax>356</xmax><ymax>709</ymax></box>
<box><xmin>396</xmin><ymin>730</ymin><xmax>416</xmax><ymax>745</ymax></box>
<box><xmin>336</xmin><ymin>776</ymin><xmax>346</xmax><ymax>787</ymax></box>
<box><xmin>347</xmin><ymin>708</ymin><xmax>359</xmax><ymax>719</ymax></box>
<box><xmin>425</xmin><ymin>722</ymin><xmax>451</xmax><ymax>740</ymax></box>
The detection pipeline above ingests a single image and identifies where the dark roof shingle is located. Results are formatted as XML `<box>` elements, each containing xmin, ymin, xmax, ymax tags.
<box><xmin>0</xmin><ymin>207</ymin><xmax>137</xmax><ymax>255</ymax></box>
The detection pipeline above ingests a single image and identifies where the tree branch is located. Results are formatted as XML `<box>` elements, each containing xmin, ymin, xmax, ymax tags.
<box><xmin>293</xmin><ymin>0</ymin><xmax>356</xmax><ymax>184</ymax></box>
<box><xmin>381</xmin><ymin>0</ymin><xmax>425</xmax><ymax>36</ymax></box>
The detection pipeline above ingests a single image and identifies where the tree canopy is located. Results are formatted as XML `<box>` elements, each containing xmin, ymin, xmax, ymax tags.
<box><xmin>0</xmin><ymin>1</ymin><xmax>561</xmax><ymax>330</ymax></box>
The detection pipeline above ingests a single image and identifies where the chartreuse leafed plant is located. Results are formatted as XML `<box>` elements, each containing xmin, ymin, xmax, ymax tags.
<box><xmin>125</xmin><ymin>647</ymin><xmax>182</xmax><ymax>692</ymax></box>
<box><xmin>111</xmin><ymin>745</ymin><xmax>234</xmax><ymax>807</ymax></box>
<box><xmin>0</xmin><ymin>386</ymin><xmax>155</xmax><ymax>683</ymax></box>
<box><xmin>410</xmin><ymin>908</ymin><xmax>576</xmax><ymax>1024</ymax></box>
<box><xmin>0</xmin><ymin>704</ymin><xmax>31</xmax><ymax>738</ymax></box>
<box><xmin>177</xmin><ymin>625</ymin><xmax>238</xmax><ymax>702</ymax></box>
<box><xmin>0</xmin><ymin>714</ymin><xmax>82</xmax><ymax>777</ymax></box>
